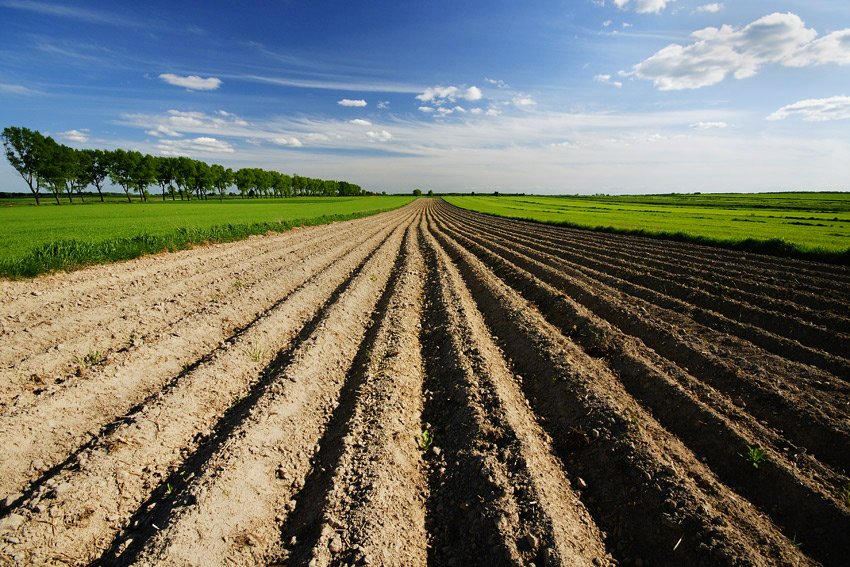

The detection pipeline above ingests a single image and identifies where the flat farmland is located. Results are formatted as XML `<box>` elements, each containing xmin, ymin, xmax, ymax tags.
<box><xmin>445</xmin><ymin>193</ymin><xmax>850</xmax><ymax>261</ymax></box>
<box><xmin>0</xmin><ymin>198</ymin><xmax>848</xmax><ymax>566</ymax></box>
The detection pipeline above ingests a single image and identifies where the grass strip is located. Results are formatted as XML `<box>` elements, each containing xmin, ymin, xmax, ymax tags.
<box><xmin>0</xmin><ymin>209</ymin><xmax>391</xmax><ymax>279</ymax></box>
<box><xmin>446</xmin><ymin>201</ymin><xmax>850</xmax><ymax>266</ymax></box>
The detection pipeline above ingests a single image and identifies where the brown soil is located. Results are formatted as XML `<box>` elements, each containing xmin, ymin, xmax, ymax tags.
<box><xmin>1</xmin><ymin>198</ymin><xmax>848</xmax><ymax>567</ymax></box>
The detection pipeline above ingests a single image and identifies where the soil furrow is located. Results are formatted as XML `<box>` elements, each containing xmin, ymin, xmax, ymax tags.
<box><xmin>123</xmin><ymin>209</ymin><xmax>411</xmax><ymax>566</ymax></box>
<box><xmin>440</xmin><ymin>204</ymin><xmax>850</xmax><ymax>365</ymax></box>
<box><xmin>0</xmin><ymin>211</ymin><xmax>399</xmax><ymax>412</ymax></box>
<box><xmin>420</xmin><ymin>219</ymin><xmax>610</xmax><ymax>566</ymax></box>
<box><xmin>426</xmin><ymin>207</ymin><xmax>816</xmax><ymax>567</ymax></box>
<box><xmin>271</xmin><ymin>221</ymin><xmax>428</xmax><ymax>567</ymax></box>
<box><xmin>0</xmin><ymin>213</ymin><xmax>415</xmax><ymax>566</ymax></box>
<box><xmin>435</xmin><ymin>209</ymin><xmax>850</xmax><ymax>564</ymax></box>
<box><xmin>435</xmin><ymin>211</ymin><xmax>850</xmax><ymax>477</ymax></box>
<box><xmin>447</xmin><ymin>204</ymin><xmax>850</xmax><ymax>302</ymax></box>
<box><xmin>0</xmin><ymin>211</ymin><xmax>410</xmax><ymax>501</ymax></box>
<box><xmin>443</xmin><ymin>206</ymin><xmax>850</xmax><ymax>333</ymax></box>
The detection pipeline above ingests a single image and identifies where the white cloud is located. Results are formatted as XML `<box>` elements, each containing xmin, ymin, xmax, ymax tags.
<box><xmin>418</xmin><ymin>106</ymin><xmax>435</xmax><ymax>113</ymax></box>
<box><xmin>377</xmin><ymin>101</ymin><xmax>390</xmax><ymax>109</ymax></box>
<box><xmin>271</xmin><ymin>137</ymin><xmax>303</xmax><ymax>147</ymax></box>
<box><xmin>695</xmin><ymin>3</ymin><xmax>723</xmax><ymax>13</ymax></box>
<box><xmin>603</xmin><ymin>20</ymin><xmax>612</xmax><ymax>27</ymax></box>
<box><xmin>58</xmin><ymin>129</ymin><xmax>90</xmax><ymax>143</ymax></box>
<box><xmin>159</xmin><ymin>73</ymin><xmax>222</xmax><ymax>91</ymax></box>
<box><xmin>513</xmin><ymin>94</ymin><xmax>536</xmax><ymax>107</ymax></box>
<box><xmin>0</xmin><ymin>83</ymin><xmax>40</xmax><ymax>95</ymax></box>
<box><xmin>366</xmin><ymin>130</ymin><xmax>392</xmax><ymax>142</ymax></box>
<box><xmin>464</xmin><ymin>86</ymin><xmax>483</xmax><ymax>101</ymax></box>
<box><xmin>416</xmin><ymin>85</ymin><xmax>482</xmax><ymax>104</ymax></box>
<box><xmin>338</xmin><ymin>99</ymin><xmax>367</xmax><ymax>107</ymax></box>
<box><xmin>470</xmin><ymin>108</ymin><xmax>483</xmax><ymax>115</ymax></box>
<box><xmin>145</xmin><ymin>124</ymin><xmax>182</xmax><ymax>137</ymax></box>
<box><xmin>157</xmin><ymin>137</ymin><xmax>234</xmax><ymax>156</ymax></box>
<box><xmin>767</xmin><ymin>96</ymin><xmax>850</xmax><ymax>121</ymax></box>
<box><xmin>594</xmin><ymin>74</ymin><xmax>623</xmax><ymax>87</ymax></box>
<box><xmin>349</xmin><ymin>119</ymin><xmax>372</xmax><ymax>126</ymax></box>
<box><xmin>485</xmin><ymin>78</ymin><xmax>510</xmax><ymax>89</ymax></box>
<box><xmin>784</xmin><ymin>29</ymin><xmax>850</xmax><ymax>67</ymax></box>
<box><xmin>613</xmin><ymin>0</ymin><xmax>675</xmax><ymax>14</ymax></box>
<box><xmin>689</xmin><ymin>121</ymin><xmax>728</xmax><ymax>129</ymax></box>
<box><xmin>629</xmin><ymin>13</ymin><xmax>819</xmax><ymax>90</ymax></box>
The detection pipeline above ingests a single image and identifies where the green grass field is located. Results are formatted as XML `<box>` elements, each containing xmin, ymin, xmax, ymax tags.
<box><xmin>444</xmin><ymin>193</ymin><xmax>850</xmax><ymax>263</ymax></box>
<box><xmin>0</xmin><ymin>196</ymin><xmax>415</xmax><ymax>278</ymax></box>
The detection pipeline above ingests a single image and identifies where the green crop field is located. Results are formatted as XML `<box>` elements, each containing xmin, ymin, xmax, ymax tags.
<box><xmin>444</xmin><ymin>193</ymin><xmax>850</xmax><ymax>263</ymax></box>
<box><xmin>0</xmin><ymin>196</ymin><xmax>415</xmax><ymax>278</ymax></box>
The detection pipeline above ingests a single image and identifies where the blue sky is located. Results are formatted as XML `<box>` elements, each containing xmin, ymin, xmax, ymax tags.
<box><xmin>1</xmin><ymin>0</ymin><xmax>849</xmax><ymax>194</ymax></box>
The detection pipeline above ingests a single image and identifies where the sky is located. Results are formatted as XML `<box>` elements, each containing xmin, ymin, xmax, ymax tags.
<box><xmin>1</xmin><ymin>0</ymin><xmax>849</xmax><ymax>195</ymax></box>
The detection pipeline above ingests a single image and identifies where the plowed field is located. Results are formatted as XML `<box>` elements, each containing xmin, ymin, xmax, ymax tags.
<box><xmin>1</xmin><ymin>198</ymin><xmax>848</xmax><ymax>567</ymax></box>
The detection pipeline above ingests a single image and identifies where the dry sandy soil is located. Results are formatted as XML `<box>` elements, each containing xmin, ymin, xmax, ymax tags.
<box><xmin>0</xmin><ymin>198</ymin><xmax>848</xmax><ymax>567</ymax></box>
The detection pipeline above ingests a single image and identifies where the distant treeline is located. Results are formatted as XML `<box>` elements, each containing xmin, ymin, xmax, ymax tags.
<box><xmin>2</xmin><ymin>126</ymin><xmax>366</xmax><ymax>205</ymax></box>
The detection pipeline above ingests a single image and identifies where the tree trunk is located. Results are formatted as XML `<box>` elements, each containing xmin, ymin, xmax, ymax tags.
<box><xmin>125</xmin><ymin>188</ymin><xmax>132</xmax><ymax>203</ymax></box>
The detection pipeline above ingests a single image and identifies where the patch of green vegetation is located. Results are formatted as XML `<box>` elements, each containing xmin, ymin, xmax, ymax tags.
<box><xmin>444</xmin><ymin>193</ymin><xmax>850</xmax><ymax>264</ymax></box>
<box><xmin>740</xmin><ymin>444</ymin><xmax>767</xmax><ymax>469</ymax></box>
<box><xmin>420</xmin><ymin>429</ymin><xmax>434</xmax><ymax>451</ymax></box>
<box><xmin>0</xmin><ymin>196</ymin><xmax>414</xmax><ymax>278</ymax></box>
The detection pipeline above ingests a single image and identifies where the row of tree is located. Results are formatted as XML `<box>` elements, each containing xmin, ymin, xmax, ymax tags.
<box><xmin>2</xmin><ymin>126</ymin><xmax>365</xmax><ymax>205</ymax></box>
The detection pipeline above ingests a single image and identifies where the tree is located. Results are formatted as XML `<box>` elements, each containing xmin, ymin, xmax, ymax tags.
<box><xmin>190</xmin><ymin>160</ymin><xmax>212</xmax><ymax>199</ymax></box>
<box><xmin>70</xmin><ymin>147</ymin><xmax>93</xmax><ymax>202</ymax></box>
<box><xmin>106</xmin><ymin>148</ymin><xmax>135</xmax><ymax>202</ymax></box>
<box><xmin>155</xmin><ymin>156</ymin><xmax>176</xmax><ymax>201</ymax></box>
<box><xmin>2</xmin><ymin>126</ymin><xmax>50</xmax><ymax>205</ymax></box>
<box><xmin>39</xmin><ymin>138</ymin><xmax>71</xmax><ymax>205</ymax></box>
<box><xmin>413</xmin><ymin>188</ymin><xmax>422</xmax><ymax>197</ymax></box>
<box><xmin>173</xmin><ymin>156</ymin><xmax>196</xmax><ymax>200</ymax></box>
<box><xmin>427</xmin><ymin>189</ymin><xmax>434</xmax><ymax>197</ymax></box>
<box><xmin>82</xmin><ymin>149</ymin><xmax>109</xmax><ymax>202</ymax></box>
<box><xmin>234</xmin><ymin>168</ymin><xmax>254</xmax><ymax>198</ymax></box>
<box><xmin>130</xmin><ymin>153</ymin><xmax>156</xmax><ymax>201</ymax></box>
<box><xmin>211</xmin><ymin>163</ymin><xmax>234</xmax><ymax>201</ymax></box>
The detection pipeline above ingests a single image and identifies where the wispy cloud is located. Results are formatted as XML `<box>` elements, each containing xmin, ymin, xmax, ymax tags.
<box><xmin>611</xmin><ymin>0</ymin><xmax>676</xmax><ymax>15</ymax></box>
<box><xmin>594</xmin><ymin>74</ymin><xmax>623</xmax><ymax>88</ymax></box>
<box><xmin>0</xmin><ymin>83</ymin><xmax>41</xmax><ymax>95</ymax></box>
<box><xmin>0</xmin><ymin>0</ymin><xmax>142</xmax><ymax>27</ymax></box>
<box><xmin>416</xmin><ymin>85</ymin><xmax>482</xmax><ymax>103</ymax></box>
<box><xmin>159</xmin><ymin>73</ymin><xmax>222</xmax><ymax>91</ymax></box>
<box><xmin>156</xmin><ymin>137</ymin><xmax>234</xmax><ymax>156</ymax></box>
<box><xmin>349</xmin><ymin>119</ymin><xmax>372</xmax><ymax>126</ymax></box>
<box><xmin>366</xmin><ymin>130</ymin><xmax>392</xmax><ymax>142</ymax></box>
<box><xmin>689</xmin><ymin>121</ymin><xmax>727</xmax><ymax>129</ymax></box>
<box><xmin>767</xmin><ymin>96</ymin><xmax>850</xmax><ymax>122</ymax></box>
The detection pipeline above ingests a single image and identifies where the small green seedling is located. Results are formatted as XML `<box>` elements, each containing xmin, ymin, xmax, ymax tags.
<box><xmin>75</xmin><ymin>348</ymin><xmax>100</xmax><ymax>368</ymax></box>
<box><xmin>790</xmin><ymin>532</ymin><xmax>802</xmax><ymax>548</ymax></box>
<box><xmin>232</xmin><ymin>279</ymin><xmax>245</xmax><ymax>290</ymax></box>
<box><xmin>420</xmin><ymin>430</ymin><xmax>434</xmax><ymax>451</ymax></box>
<box><xmin>838</xmin><ymin>483</ymin><xmax>850</xmax><ymax>506</ymax></box>
<box><xmin>244</xmin><ymin>341</ymin><xmax>265</xmax><ymax>362</ymax></box>
<box><xmin>370</xmin><ymin>273</ymin><xmax>377</xmax><ymax>282</ymax></box>
<box><xmin>740</xmin><ymin>445</ymin><xmax>766</xmax><ymax>468</ymax></box>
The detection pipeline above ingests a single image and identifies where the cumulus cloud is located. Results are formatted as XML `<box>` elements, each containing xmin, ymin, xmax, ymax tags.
<box><xmin>338</xmin><ymin>99</ymin><xmax>367</xmax><ymax>107</ymax></box>
<box><xmin>629</xmin><ymin>13</ymin><xmax>819</xmax><ymax>90</ymax></box>
<box><xmin>418</xmin><ymin>106</ymin><xmax>435</xmax><ymax>113</ymax></box>
<box><xmin>613</xmin><ymin>0</ymin><xmax>675</xmax><ymax>14</ymax></box>
<box><xmin>783</xmin><ymin>29</ymin><xmax>850</xmax><ymax>67</ymax></box>
<box><xmin>689</xmin><ymin>121</ymin><xmax>728</xmax><ymax>129</ymax></box>
<box><xmin>416</xmin><ymin>85</ymin><xmax>482</xmax><ymax>103</ymax></box>
<box><xmin>159</xmin><ymin>73</ymin><xmax>222</xmax><ymax>91</ymax></box>
<box><xmin>366</xmin><ymin>130</ymin><xmax>392</xmax><ymax>142</ymax></box>
<box><xmin>157</xmin><ymin>136</ymin><xmax>234</xmax><ymax>155</ymax></box>
<box><xmin>595</xmin><ymin>74</ymin><xmax>623</xmax><ymax>87</ymax></box>
<box><xmin>58</xmin><ymin>129</ymin><xmax>90</xmax><ymax>143</ymax></box>
<box><xmin>349</xmin><ymin>119</ymin><xmax>372</xmax><ymax>126</ymax></box>
<box><xmin>377</xmin><ymin>101</ymin><xmax>390</xmax><ymax>109</ymax></box>
<box><xmin>767</xmin><ymin>96</ymin><xmax>850</xmax><ymax>121</ymax></box>
<box><xmin>513</xmin><ymin>94</ymin><xmax>536</xmax><ymax>107</ymax></box>
<box><xmin>695</xmin><ymin>3</ymin><xmax>723</xmax><ymax>13</ymax></box>
<box><xmin>271</xmin><ymin>137</ymin><xmax>303</xmax><ymax>147</ymax></box>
